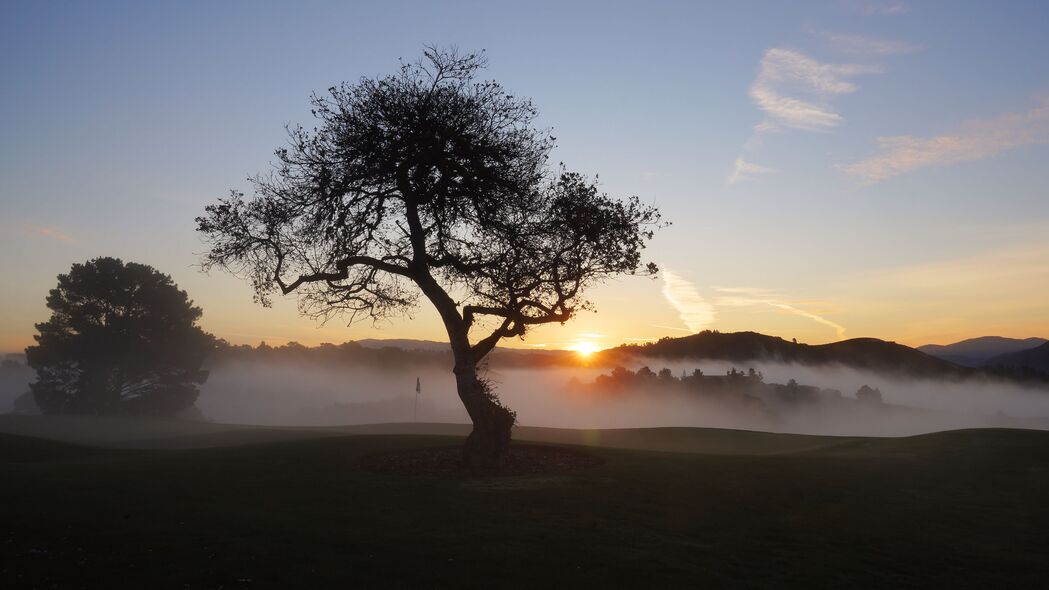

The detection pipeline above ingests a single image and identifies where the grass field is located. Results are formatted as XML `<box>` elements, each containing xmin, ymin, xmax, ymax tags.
<box><xmin>2</xmin><ymin>417</ymin><xmax>1049</xmax><ymax>588</ymax></box>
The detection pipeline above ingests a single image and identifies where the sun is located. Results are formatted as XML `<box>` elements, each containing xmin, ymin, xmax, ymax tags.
<box><xmin>568</xmin><ymin>340</ymin><xmax>601</xmax><ymax>358</ymax></box>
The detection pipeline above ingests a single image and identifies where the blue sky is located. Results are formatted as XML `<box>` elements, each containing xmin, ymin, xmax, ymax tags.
<box><xmin>2</xmin><ymin>1</ymin><xmax>1048</xmax><ymax>352</ymax></box>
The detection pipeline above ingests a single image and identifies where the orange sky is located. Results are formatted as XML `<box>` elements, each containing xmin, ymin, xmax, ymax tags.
<box><xmin>5</xmin><ymin>237</ymin><xmax>1048</xmax><ymax>354</ymax></box>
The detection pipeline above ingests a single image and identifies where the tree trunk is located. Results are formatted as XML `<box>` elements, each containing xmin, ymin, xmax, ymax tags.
<box><xmin>453</xmin><ymin>362</ymin><xmax>514</xmax><ymax>469</ymax></box>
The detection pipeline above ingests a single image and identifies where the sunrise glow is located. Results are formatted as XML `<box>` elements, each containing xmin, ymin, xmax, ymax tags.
<box><xmin>568</xmin><ymin>340</ymin><xmax>601</xmax><ymax>358</ymax></box>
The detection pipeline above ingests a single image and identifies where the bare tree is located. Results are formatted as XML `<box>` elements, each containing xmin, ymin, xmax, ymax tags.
<box><xmin>196</xmin><ymin>48</ymin><xmax>663</xmax><ymax>467</ymax></box>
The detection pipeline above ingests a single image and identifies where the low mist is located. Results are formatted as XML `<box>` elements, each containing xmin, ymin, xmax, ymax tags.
<box><xmin>194</xmin><ymin>358</ymin><xmax>1049</xmax><ymax>437</ymax></box>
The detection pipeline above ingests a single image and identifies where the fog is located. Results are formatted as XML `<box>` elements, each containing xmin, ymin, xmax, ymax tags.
<box><xmin>6</xmin><ymin>356</ymin><xmax>1048</xmax><ymax>436</ymax></box>
<box><xmin>194</xmin><ymin>358</ymin><xmax>1049</xmax><ymax>437</ymax></box>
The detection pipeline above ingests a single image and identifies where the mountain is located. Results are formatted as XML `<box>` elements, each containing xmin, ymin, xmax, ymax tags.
<box><xmin>918</xmin><ymin>336</ymin><xmax>1047</xmax><ymax>367</ymax></box>
<box><xmin>985</xmin><ymin>341</ymin><xmax>1049</xmax><ymax>373</ymax></box>
<box><xmin>602</xmin><ymin>331</ymin><xmax>967</xmax><ymax>378</ymax></box>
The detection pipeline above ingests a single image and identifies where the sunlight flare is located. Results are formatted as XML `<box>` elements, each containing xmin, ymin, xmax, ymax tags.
<box><xmin>568</xmin><ymin>340</ymin><xmax>601</xmax><ymax>358</ymax></box>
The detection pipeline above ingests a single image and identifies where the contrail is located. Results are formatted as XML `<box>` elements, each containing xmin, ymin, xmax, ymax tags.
<box><xmin>766</xmin><ymin>302</ymin><xmax>847</xmax><ymax>339</ymax></box>
<box><xmin>660</xmin><ymin>269</ymin><xmax>716</xmax><ymax>332</ymax></box>
<box><xmin>717</xmin><ymin>292</ymin><xmax>846</xmax><ymax>339</ymax></box>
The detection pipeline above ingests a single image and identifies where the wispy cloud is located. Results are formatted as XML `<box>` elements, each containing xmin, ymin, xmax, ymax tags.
<box><xmin>714</xmin><ymin>287</ymin><xmax>778</xmax><ymax>296</ymax></box>
<box><xmin>767</xmin><ymin>302</ymin><xmax>847</xmax><ymax>339</ymax></box>
<box><xmin>651</xmin><ymin>324</ymin><xmax>694</xmax><ymax>333</ymax></box>
<box><xmin>715</xmin><ymin>288</ymin><xmax>847</xmax><ymax>339</ymax></box>
<box><xmin>845</xmin><ymin>1</ymin><xmax>911</xmax><ymax>15</ymax></box>
<box><xmin>659</xmin><ymin>274</ymin><xmax>846</xmax><ymax>338</ymax></box>
<box><xmin>811</xmin><ymin>29</ymin><xmax>923</xmax><ymax>56</ymax></box>
<box><xmin>21</xmin><ymin>223</ymin><xmax>75</xmax><ymax>243</ymax></box>
<box><xmin>841</xmin><ymin>236</ymin><xmax>1049</xmax><ymax>344</ymax></box>
<box><xmin>749</xmin><ymin>48</ymin><xmax>882</xmax><ymax>132</ymax></box>
<box><xmin>727</xmin><ymin>157</ymin><xmax>776</xmax><ymax>185</ymax></box>
<box><xmin>660</xmin><ymin>269</ymin><xmax>716</xmax><ymax>333</ymax></box>
<box><xmin>851</xmin><ymin>238</ymin><xmax>1049</xmax><ymax>292</ymax></box>
<box><xmin>843</xmin><ymin>96</ymin><xmax>1049</xmax><ymax>183</ymax></box>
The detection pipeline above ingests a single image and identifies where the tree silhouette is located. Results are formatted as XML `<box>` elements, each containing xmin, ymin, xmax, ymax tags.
<box><xmin>196</xmin><ymin>48</ymin><xmax>662</xmax><ymax>467</ymax></box>
<box><xmin>856</xmin><ymin>385</ymin><xmax>883</xmax><ymax>404</ymax></box>
<box><xmin>26</xmin><ymin>258</ymin><xmax>214</xmax><ymax>416</ymax></box>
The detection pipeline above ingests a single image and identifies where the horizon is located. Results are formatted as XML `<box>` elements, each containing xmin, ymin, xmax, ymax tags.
<box><xmin>4</xmin><ymin>329</ymin><xmax>1047</xmax><ymax>359</ymax></box>
<box><xmin>3</xmin><ymin>1</ymin><xmax>1049</xmax><ymax>353</ymax></box>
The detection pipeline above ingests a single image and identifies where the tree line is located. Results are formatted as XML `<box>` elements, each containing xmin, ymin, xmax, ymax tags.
<box><xmin>570</xmin><ymin>365</ymin><xmax>885</xmax><ymax>406</ymax></box>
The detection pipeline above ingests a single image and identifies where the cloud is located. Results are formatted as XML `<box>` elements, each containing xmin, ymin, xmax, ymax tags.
<box><xmin>851</xmin><ymin>238</ymin><xmax>1049</xmax><ymax>293</ymax></box>
<box><xmin>714</xmin><ymin>286</ymin><xmax>779</xmax><ymax>296</ymax></box>
<box><xmin>749</xmin><ymin>48</ymin><xmax>882</xmax><ymax>131</ymax></box>
<box><xmin>651</xmin><ymin>324</ymin><xmax>695</xmax><ymax>333</ymax></box>
<box><xmin>841</xmin><ymin>236</ymin><xmax>1049</xmax><ymax>344</ymax></box>
<box><xmin>766</xmin><ymin>302</ymin><xmax>847</xmax><ymax>339</ymax></box>
<box><xmin>811</xmin><ymin>29</ymin><xmax>923</xmax><ymax>56</ymax></box>
<box><xmin>844</xmin><ymin>1</ymin><xmax>911</xmax><ymax>15</ymax></box>
<box><xmin>659</xmin><ymin>273</ymin><xmax>845</xmax><ymax>339</ymax></box>
<box><xmin>727</xmin><ymin>157</ymin><xmax>776</xmax><ymax>185</ymax></box>
<box><xmin>843</xmin><ymin>97</ymin><xmax>1049</xmax><ymax>182</ymax></box>
<box><xmin>660</xmin><ymin>269</ymin><xmax>716</xmax><ymax>333</ymax></box>
<box><xmin>21</xmin><ymin>223</ymin><xmax>75</xmax><ymax>243</ymax></box>
<box><xmin>715</xmin><ymin>289</ymin><xmax>847</xmax><ymax>339</ymax></box>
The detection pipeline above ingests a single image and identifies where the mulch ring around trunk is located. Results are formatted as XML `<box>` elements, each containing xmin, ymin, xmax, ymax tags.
<box><xmin>358</xmin><ymin>444</ymin><xmax>604</xmax><ymax>477</ymax></box>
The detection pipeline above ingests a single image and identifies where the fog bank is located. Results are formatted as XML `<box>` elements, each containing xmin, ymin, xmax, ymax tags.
<box><xmin>194</xmin><ymin>359</ymin><xmax>1049</xmax><ymax>436</ymax></box>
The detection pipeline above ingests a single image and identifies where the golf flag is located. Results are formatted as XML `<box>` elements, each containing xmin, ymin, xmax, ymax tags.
<box><xmin>416</xmin><ymin>377</ymin><xmax>421</xmax><ymax>394</ymax></box>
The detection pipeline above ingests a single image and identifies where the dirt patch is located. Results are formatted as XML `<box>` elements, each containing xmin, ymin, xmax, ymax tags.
<box><xmin>358</xmin><ymin>444</ymin><xmax>604</xmax><ymax>477</ymax></box>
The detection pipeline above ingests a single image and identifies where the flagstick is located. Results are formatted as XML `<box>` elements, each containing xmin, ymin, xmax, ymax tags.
<box><xmin>413</xmin><ymin>377</ymin><xmax>420</xmax><ymax>423</ymax></box>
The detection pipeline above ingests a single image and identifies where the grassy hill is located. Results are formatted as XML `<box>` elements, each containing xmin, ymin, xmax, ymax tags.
<box><xmin>0</xmin><ymin>415</ymin><xmax>861</xmax><ymax>453</ymax></box>
<box><xmin>603</xmin><ymin>331</ymin><xmax>967</xmax><ymax>378</ymax></box>
<box><xmin>3</xmin><ymin>418</ymin><xmax>1049</xmax><ymax>588</ymax></box>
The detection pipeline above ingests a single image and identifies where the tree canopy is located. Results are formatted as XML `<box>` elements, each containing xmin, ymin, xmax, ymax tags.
<box><xmin>26</xmin><ymin>257</ymin><xmax>214</xmax><ymax>416</ymax></box>
<box><xmin>197</xmin><ymin>48</ymin><xmax>663</xmax><ymax>466</ymax></box>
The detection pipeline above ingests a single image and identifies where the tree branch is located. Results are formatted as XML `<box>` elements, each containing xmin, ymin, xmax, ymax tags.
<box><xmin>277</xmin><ymin>255</ymin><xmax>413</xmax><ymax>294</ymax></box>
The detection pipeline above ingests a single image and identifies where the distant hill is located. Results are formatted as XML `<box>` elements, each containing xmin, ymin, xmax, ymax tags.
<box><xmin>985</xmin><ymin>341</ymin><xmax>1049</xmax><ymax>373</ymax></box>
<box><xmin>601</xmin><ymin>331</ymin><xmax>967</xmax><ymax>379</ymax></box>
<box><xmin>216</xmin><ymin>333</ymin><xmax>1035</xmax><ymax>381</ymax></box>
<box><xmin>918</xmin><ymin>336</ymin><xmax>1047</xmax><ymax>367</ymax></box>
<box><xmin>213</xmin><ymin>339</ymin><xmax>582</xmax><ymax>370</ymax></box>
<box><xmin>351</xmin><ymin>339</ymin><xmax>576</xmax><ymax>366</ymax></box>
<box><xmin>354</xmin><ymin>339</ymin><xmax>452</xmax><ymax>352</ymax></box>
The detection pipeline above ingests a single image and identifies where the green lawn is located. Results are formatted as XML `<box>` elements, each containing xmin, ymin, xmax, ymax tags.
<box><xmin>2</xmin><ymin>419</ymin><xmax>1049</xmax><ymax>588</ymax></box>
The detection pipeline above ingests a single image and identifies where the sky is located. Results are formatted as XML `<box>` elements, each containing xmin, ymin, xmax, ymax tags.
<box><xmin>2</xmin><ymin>0</ymin><xmax>1048</xmax><ymax>354</ymax></box>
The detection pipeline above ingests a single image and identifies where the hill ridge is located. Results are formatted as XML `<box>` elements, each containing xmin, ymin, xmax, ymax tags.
<box><xmin>918</xmin><ymin>336</ymin><xmax>1047</xmax><ymax>367</ymax></box>
<box><xmin>602</xmin><ymin>330</ymin><xmax>966</xmax><ymax>378</ymax></box>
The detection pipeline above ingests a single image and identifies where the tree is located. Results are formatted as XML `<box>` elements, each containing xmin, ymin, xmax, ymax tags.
<box><xmin>609</xmin><ymin>366</ymin><xmax>635</xmax><ymax>384</ymax></box>
<box><xmin>26</xmin><ymin>258</ymin><xmax>214</xmax><ymax>416</ymax></box>
<box><xmin>856</xmin><ymin>385</ymin><xmax>883</xmax><ymax>404</ymax></box>
<box><xmin>196</xmin><ymin>48</ymin><xmax>663</xmax><ymax>467</ymax></box>
<box><xmin>635</xmin><ymin>367</ymin><xmax>657</xmax><ymax>380</ymax></box>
